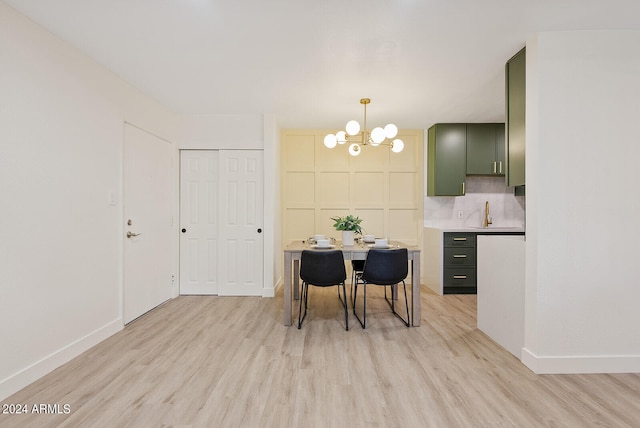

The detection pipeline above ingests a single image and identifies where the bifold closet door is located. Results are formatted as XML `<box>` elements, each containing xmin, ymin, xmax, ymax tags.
<box><xmin>218</xmin><ymin>150</ymin><xmax>264</xmax><ymax>296</ymax></box>
<box><xmin>179</xmin><ymin>150</ymin><xmax>219</xmax><ymax>295</ymax></box>
<box><xmin>179</xmin><ymin>150</ymin><xmax>263</xmax><ymax>296</ymax></box>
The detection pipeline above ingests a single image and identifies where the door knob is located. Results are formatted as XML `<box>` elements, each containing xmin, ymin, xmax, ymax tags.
<box><xmin>257</xmin><ymin>228</ymin><xmax>262</xmax><ymax>233</ymax></box>
<box><xmin>126</xmin><ymin>231</ymin><xmax>141</xmax><ymax>238</ymax></box>
<box><xmin>181</xmin><ymin>228</ymin><xmax>187</xmax><ymax>233</ymax></box>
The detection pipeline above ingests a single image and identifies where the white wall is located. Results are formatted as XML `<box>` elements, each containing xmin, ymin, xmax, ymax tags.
<box><xmin>522</xmin><ymin>31</ymin><xmax>640</xmax><ymax>373</ymax></box>
<box><xmin>264</xmin><ymin>116</ymin><xmax>282</xmax><ymax>294</ymax></box>
<box><xmin>178</xmin><ymin>114</ymin><xmax>264</xmax><ymax>149</ymax></box>
<box><xmin>0</xmin><ymin>3</ymin><xmax>178</xmax><ymax>399</ymax></box>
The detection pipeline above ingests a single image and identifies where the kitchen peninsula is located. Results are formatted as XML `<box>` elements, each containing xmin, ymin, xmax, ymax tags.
<box><xmin>423</xmin><ymin>226</ymin><xmax>525</xmax><ymax>295</ymax></box>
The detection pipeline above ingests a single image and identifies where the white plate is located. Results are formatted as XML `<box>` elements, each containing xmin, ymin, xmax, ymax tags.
<box><xmin>367</xmin><ymin>244</ymin><xmax>393</xmax><ymax>249</ymax></box>
<box><xmin>311</xmin><ymin>244</ymin><xmax>335</xmax><ymax>249</ymax></box>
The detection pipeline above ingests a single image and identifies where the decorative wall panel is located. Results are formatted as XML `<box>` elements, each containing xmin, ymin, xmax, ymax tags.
<box><xmin>318</xmin><ymin>172</ymin><xmax>350</xmax><ymax>206</ymax></box>
<box><xmin>284</xmin><ymin>134</ymin><xmax>315</xmax><ymax>171</ymax></box>
<box><xmin>389</xmin><ymin>172</ymin><xmax>416</xmax><ymax>206</ymax></box>
<box><xmin>285</xmin><ymin>209</ymin><xmax>315</xmax><ymax>241</ymax></box>
<box><xmin>281</xmin><ymin>130</ymin><xmax>423</xmax><ymax>246</ymax></box>
<box><xmin>390</xmin><ymin>134</ymin><xmax>418</xmax><ymax>172</ymax></box>
<box><xmin>389</xmin><ymin>209</ymin><xmax>419</xmax><ymax>242</ymax></box>
<box><xmin>284</xmin><ymin>172</ymin><xmax>315</xmax><ymax>206</ymax></box>
<box><xmin>354</xmin><ymin>172</ymin><xmax>385</xmax><ymax>205</ymax></box>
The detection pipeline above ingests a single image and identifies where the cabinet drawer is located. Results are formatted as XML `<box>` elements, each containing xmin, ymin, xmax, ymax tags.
<box><xmin>444</xmin><ymin>247</ymin><xmax>476</xmax><ymax>266</ymax></box>
<box><xmin>443</xmin><ymin>267</ymin><xmax>476</xmax><ymax>287</ymax></box>
<box><xmin>444</xmin><ymin>232</ymin><xmax>476</xmax><ymax>247</ymax></box>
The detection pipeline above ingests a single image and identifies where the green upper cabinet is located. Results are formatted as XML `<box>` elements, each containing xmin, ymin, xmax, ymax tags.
<box><xmin>505</xmin><ymin>47</ymin><xmax>526</xmax><ymax>187</ymax></box>
<box><xmin>496</xmin><ymin>124</ymin><xmax>505</xmax><ymax>170</ymax></box>
<box><xmin>427</xmin><ymin>123</ymin><xmax>467</xmax><ymax>196</ymax></box>
<box><xmin>466</xmin><ymin>123</ymin><xmax>505</xmax><ymax>175</ymax></box>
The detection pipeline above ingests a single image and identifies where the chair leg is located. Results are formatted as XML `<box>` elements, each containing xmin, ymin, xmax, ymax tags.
<box><xmin>339</xmin><ymin>278</ymin><xmax>349</xmax><ymax>307</ymax></box>
<box><xmin>300</xmin><ymin>281</ymin><xmax>350</xmax><ymax>330</ymax></box>
<box><xmin>339</xmin><ymin>279</ymin><xmax>355</xmax><ymax>329</ymax></box>
<box><xmin>350</xmin><ymin>270</ymin><xmax>355</xmax><ymax>304</ymax></box>
<box><xmin>404</xmin><ymin>282</ymin><xmax>410</xmax><ymax>325</ymax></box>
<box><xmin>351</xmin><ymin>271</ymin><xmax>362</xmax><ymax>307</ymax></box>
<box><xmin>352</xmin><ymin>278</ymin><xmax>357</xmax><ymax>311</ymax></box>
<box><xmin>352</xmin><ymin>279</ymin><xmax>367</xmax><ymax>329</ymax></box>
<box><xmin>341</xmin><ymin>282</ymin><xmax>349</xmax><ymax>331</ymax></box>
<box><xmin>384</xmin><ymin>281</ymin><xmax>410</xmax><ymax>327</ymax></box>
<box><xmin>362</xmin><ymin>284</ymin><xmax>367</xmax><ymax>328</ymax></box>
<box><xmin>298</xmin><ymin>281</ymin><xmax>309</xmax><ymax>329</ymax></box>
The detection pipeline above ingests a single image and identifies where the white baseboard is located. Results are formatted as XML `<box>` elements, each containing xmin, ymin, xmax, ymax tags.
<box><xmin>0</xmin><ymin>319</ymin><xmax>122</xmax><ymax>401</ymax></box>
<box><xmin>271</xmin><ymin>277</ymin><xmax>283</xmax><ymax>296</ymax></box>
<box><xmin>262</xmin><ymin>286</ymin><xmax>275</xmax><ymax>298</ymax></box>
<box><xmin>521</xmin><ymin>347</ymin><xmax>640</xmax><ymax>374</ymax></box>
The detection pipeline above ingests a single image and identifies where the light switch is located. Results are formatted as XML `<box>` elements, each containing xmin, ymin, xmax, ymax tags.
<box><xmin>108</xmin><ymin>190</ymin><xmax>118</xmax><ymax>206</ymax></box>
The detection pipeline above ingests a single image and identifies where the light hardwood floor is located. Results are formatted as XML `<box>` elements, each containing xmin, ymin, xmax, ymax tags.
<box><xmin>3</xmin><ymin>286</ymin><xmax>640</xmax><ymax>427</ymax></box>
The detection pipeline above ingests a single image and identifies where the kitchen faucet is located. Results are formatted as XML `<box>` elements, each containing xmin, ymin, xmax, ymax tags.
<box><xmin>483</xmin><ymin>201</ymin><xmax>492</xmax><ymax>228</ymax></box>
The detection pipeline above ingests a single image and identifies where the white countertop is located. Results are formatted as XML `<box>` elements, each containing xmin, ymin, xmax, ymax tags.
<box><xmin>425</xmin><ymin>226</ymin><xmax>525</xmax><ymax>233</ymax></box>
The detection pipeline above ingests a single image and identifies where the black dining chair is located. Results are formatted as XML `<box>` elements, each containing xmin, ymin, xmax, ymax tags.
<box><xmin>298</xmin><ymin>250</ymin><xmax>349</xmax><ymax>331</ymax></box>
<box><xmin>352</xmin><ymin>248</ymin><xmax>410</xmax><ymax>328</ymax></box>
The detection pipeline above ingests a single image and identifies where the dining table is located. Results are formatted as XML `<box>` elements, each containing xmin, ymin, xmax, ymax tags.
<box><xmin>283</xmin><ymin>240</ymin><xmax>421</xmax><ymax>326</ymax></box>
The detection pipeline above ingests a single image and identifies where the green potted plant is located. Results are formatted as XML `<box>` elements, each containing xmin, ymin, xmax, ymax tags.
<box><xmin>331</xmin><ymin>214</ymin><xmax>362</xmax><ymax>246</ymax></box>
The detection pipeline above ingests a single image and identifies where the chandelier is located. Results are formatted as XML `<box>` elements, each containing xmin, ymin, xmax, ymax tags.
<box><xmin>323</xmin><ymin>98</ymin><xmax>404</xmax><ymax>156</ymax></box>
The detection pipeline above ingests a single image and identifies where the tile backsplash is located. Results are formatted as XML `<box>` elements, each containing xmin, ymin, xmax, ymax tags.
<box><xmin>424</xmin><ymin>176</ymin><xmax>525</xmax><ymax>229</ymax></box>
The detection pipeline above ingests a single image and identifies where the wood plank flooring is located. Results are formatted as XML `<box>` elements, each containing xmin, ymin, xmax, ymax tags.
<box><xmin>2</xmin><ymin>286</ymin><xmax>640</xmax><ymax>427</ymax></box>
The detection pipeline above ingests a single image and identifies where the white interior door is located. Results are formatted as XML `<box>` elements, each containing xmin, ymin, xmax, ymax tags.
<box><xmin>218</xmin><ymin>150</ymin><xmax>264</xmax><ymax>296</ymax></box>
<box><xmin>179</xmin><ymin>150</ymin><xmax>219</xmax><ymax>295</ymax></box>
<box><xmin>123</xmin><ymin>124</ymin><xmax>175</xmax><ymax>323</ymax></box>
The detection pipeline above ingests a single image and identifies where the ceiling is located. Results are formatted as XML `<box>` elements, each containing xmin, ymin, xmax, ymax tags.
<box><xmin>4</xmin><ymin>0</ymin><xmax>640</xmax><ymax>130</ymax></box>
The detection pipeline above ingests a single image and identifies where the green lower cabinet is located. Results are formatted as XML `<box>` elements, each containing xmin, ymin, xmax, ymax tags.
<box><xmin>443</xmin><ymin>232</ymin><xmax>477</xmax><ymax>294</ymax></box>
<box><xmin>427</xmin><ymin>124</ymin><xmax>467</xmax><ymax>196</ymax></box>
<box><xmin>466</xmin><ymin>123</ymin><xmax>505</xmax><ymax>175</ymax></box>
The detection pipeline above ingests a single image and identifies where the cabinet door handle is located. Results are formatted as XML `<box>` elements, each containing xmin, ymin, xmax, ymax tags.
<box><xmin>499</xmin><ymin>161</ymin><xmax>503</xmax><ymax>173</ymax></box>
<box><xmin>493</xmin><ymin>161</ymin><xmax>497</xmax><ymax>174</ymax></box>
<box><xmin>461</xmin><ymin>181</ymin><xmax>465</xmax><ymax>195</ymax></box>
<box><xmin>453</xmin><ymin>237</ymin><xmax>467</xmax><ymax>241</ymax></box>
<box><xmin>453</xmin><ymin>254</ymin><xmax>467</xmax><ymax>258</ymax></box>
<box><xmin>453</xmin><ymin>275</ymin><xmax>467</xmax><ymax>279</ymax></box>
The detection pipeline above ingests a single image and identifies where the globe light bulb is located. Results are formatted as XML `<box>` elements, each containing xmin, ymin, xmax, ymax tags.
<box><xmin>345</xmin><ymin>120</ymin><xmax>360</xmax><ymax>136</ymax></box>
<box><xmin>384</xmin><ymin>124</ymin><xmax>398</xmax><ymax>139</ymax></box>
<box><xmin>391</xmin><ymin>138</ymin><xmax>404</xmax><ymax>153</ymax></box>
<box><xmin>348</xmin><ymin>143</ymin><xmax>361</xmax><ymax>156</ymax></box>
<box><xmin>371</xmin><ymin>127</ymin><xmax>385</xmax><ymax>145</ymax></box>
<box><xmin>324</xmin><ymin>134</ymin><xmax>337</xmax><ymax>148</ymax></box>
<box><xmin>336</xmin><ymin>130</ymin><xmax>347</xmax><ymax>144</ymax></box>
